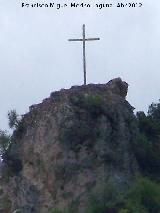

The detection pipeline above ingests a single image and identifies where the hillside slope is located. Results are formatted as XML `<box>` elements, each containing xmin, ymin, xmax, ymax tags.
<box><xmin>0</xmin><ymin>78</ymin><xmax>139</xmax><ymax>213</ymax></box>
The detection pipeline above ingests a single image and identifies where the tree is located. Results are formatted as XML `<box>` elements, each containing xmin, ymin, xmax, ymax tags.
<box><xmin>0</xmin><ymin>130</ymin><xmax>11</xmax><ymax>155</ymax></box>
<box><xmin>8</xmin><ymin>109</ymin><xmax>19</xmax><ymax>129</ymax></box>
<box><xmin>136</xmin><ymin>101</ymin><xmax>160</xmax><ymax>178</ymax></box>
<box><xmin>148</xmin><ymin>101</ymin><xmax>160</xmax><ymax>121</ymax></box>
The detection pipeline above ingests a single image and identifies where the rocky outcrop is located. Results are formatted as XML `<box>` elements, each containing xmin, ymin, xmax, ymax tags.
<box><xmin>0</xmin><ymin>78</ymin><xmax>138</xmax><ymax>213</ymax></box>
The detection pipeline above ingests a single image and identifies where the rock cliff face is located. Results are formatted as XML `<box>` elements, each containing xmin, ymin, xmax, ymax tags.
<box><xmin>0</xmin><ymin>78</ymin><xmax>138</xmax><ymax>213</ymax></box>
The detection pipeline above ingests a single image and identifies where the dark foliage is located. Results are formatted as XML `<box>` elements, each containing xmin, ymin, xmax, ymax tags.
<box><xmin>125</xmin><ymin>176</ymin><xmax>160</xmax><ymax>213</ymax></box>
<box><xmin>136</xmin><ymin>101</ymin><xmax>160</xmax><ymax>178</ymax></box>
<box><xmin>70</xmin><ymin>93</ymin><xmax>105</xmax><ymax>117</ymax></box>
<box><xmin>0</xmin><ymin>130</ymin><xmax>11</xmax><ymax>155</ymax></box>
<box><xmin>3</xmin><ymin>152</ymin><xmax>23</xmax><ymax>175</ymax></box>
<box><xmin>60</xmin><ymin>118</ymin><xmax>100</xmax><ymax>152</ymax></box>
<box><xmin>8</xmin><ymin>109</ymin><xmax>20</xmax><ymax>129</ymax></box>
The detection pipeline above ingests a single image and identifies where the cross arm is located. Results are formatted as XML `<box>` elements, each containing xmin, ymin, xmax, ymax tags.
<box><xmin>85</xmin><ymin>38</ymin><xmax>100</xmax><ymax>41</ymax></box>
<box><xmin>68</xmin><ymin>39</ymin><xmax>83</xmax><ymax>41</ymax></box>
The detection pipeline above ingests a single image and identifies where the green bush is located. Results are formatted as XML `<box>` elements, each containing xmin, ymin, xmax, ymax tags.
<box><xmin>84</xmin><ymin>203</ymin><xmax>107</xmax><ymax>213</ymax></box>
<box><xmin>84</xmin><ymin>199</ymin><xmax>121</xmax><ymax>213</ymax></box>
<box><xmin>125</xmin><ymin>177</ymin><xmax>160</xmax><ymax>213</ymax></box>
<box><xmin>133</xmin><ymin>134</ymin><xmax>160</xmax><ymax>174</ymax></box>
<box><xmin>0</xmin><ymin>130</ymin><xmax>11</xmax><ymax>155</ymax></box>
<box><xmin>84</xmin><ymin>182</ymin><xmax>125</xmax><ymax>213</ymax></box>
<box><xmin>136</xmin><ymin>103</ymin><xmax>160</xmax><ymax>178</ymax></box>
<box><xmin>70</xmin><ymin>93</ymin><xmax>104</xmax><ymax>116</ymax></box>
<box><xmin>49</xmin><ymin>208</ymin><xmax>62</xmax><ymax>213</ymax></box>
<box><xmin>49</xmin><ymin>177</ymin><xmax>160</xmax><ymax>213</ymax></box>
<box><xmin>84</xmin><ymin>94</ymin><xmax>103</xmax><ymax>108</ymax></box>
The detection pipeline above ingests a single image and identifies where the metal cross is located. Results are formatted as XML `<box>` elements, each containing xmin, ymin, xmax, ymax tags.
<box><xmin>68</xmin><ymin>24</ymin><xmax>100</xmax><ymax>85</ymax></box>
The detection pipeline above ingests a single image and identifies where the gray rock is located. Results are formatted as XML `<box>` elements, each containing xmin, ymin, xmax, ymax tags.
<box><xmin>0</xmin><ymin>79</ymin><xmax>139</xmax><ymax>213</ymax></box>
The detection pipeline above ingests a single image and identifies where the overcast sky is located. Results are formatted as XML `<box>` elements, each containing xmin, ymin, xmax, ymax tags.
<box><xmin>0</xmin><ymin>0</ymin><xmax>160</xmax><ymax>131</ymax></box>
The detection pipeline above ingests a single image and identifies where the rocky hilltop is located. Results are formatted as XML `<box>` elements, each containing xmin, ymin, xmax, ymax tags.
<box><xmin>0</xmin><ymin>78</ymin><xmax>139</xmax><ymax>213</ymax></box>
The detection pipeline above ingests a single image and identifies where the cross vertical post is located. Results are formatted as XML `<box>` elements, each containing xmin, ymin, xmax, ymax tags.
<box><xmin>68</xmin><ymin>24</ymin><xmax>100</xmax><ymax>85</ymax></box>
<box><xmin>82</xmin><ymin>24</ymin><xmax>86</xmax><ymax>85</ymax></box>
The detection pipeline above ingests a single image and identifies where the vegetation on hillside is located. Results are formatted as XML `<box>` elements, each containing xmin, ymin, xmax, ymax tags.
<box><xmin>0</xmin><ymin>109</ymin><xmax>21</xmax><ymax>158</ymax></box>
<box><xmin>0</xmin><ymin>130</ymin><xmax>11</xmax><ymax>156</ymax></box>
<box><xmin>51</xmin><ymin>100</ymin><xmax>160</xmax><ymax>213</ymax></box>
<box><xmin>49</xmin><ymin>175</ymin><xmax>160</xmax><ymax>213</ymax></box>
<box><xmin>135</xmin><ymin>102</ymin><xmax>160</xmax><ymax>179</ymax></box>
<box><xmin>7</xmin><ymin>109</ymin><xmax>20</xmax><ymax>129</ymax></box>
<box><xmin>1</xmin><ymin>100</ymin><xmax>160</xmax><ymax>213</ymax></box>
